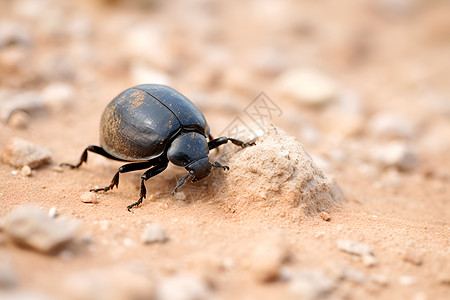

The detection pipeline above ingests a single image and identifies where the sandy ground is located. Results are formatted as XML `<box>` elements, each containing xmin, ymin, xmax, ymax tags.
<box><xmin>1</xmin><ymin>0</ymin><xmax>450</xmax><ymax>299</ymax></box>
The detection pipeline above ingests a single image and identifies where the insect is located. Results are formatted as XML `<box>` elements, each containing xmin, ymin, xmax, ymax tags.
<box><xmin>62</xmin><ymin>84</ymin><xmax>255</xmax><ymax>211</ymax></box>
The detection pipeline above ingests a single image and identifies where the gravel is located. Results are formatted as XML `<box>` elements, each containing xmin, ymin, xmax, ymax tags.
<box><xmin>3</xmin><ymin>205</ymin><xmax>80</xmax><ymax>253</ymax></box>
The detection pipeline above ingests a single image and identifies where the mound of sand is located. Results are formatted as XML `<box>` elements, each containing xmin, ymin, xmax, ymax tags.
<box><xmin>211</xmin><ymin>125</ymin><xmax>341</xmax><ymax>219</ymax></box>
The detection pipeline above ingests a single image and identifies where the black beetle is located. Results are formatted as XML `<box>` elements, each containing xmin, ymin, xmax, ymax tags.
<box><xmin>62</xmin><ymin>84</ymin><xmax>255</xmax><ymax>211</ymax></box>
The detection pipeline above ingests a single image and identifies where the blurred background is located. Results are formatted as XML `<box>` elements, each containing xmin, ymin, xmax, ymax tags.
<box><xmin>1</xmin><ymin>0</ymin><xmax>449</xmax><ymax>160</ymax></box>
<box><xmin>1</xmin><ymin>1</ymin><xmax>450</xmax><ymax>299</ymax></box>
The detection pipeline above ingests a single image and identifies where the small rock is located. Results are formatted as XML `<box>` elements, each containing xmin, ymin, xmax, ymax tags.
<box><xmin>362</xmin><ymin>254</ymin><xmax>378</xmax><ymax>267</ymax></box>
<box><xmin>1</xmin><ymin>137</ymin><xmax>53</xmax><ymax>169</ymax></box>
<box><xmin>368</xmin><ymin>112</ymin><xmax>414</xmax><ymax>140</ymax></box>
<box><xmin>276</xmin><ymin>69</ymin><xmax>339</xmax><ymax>106</ymax></box>
<box><xmin>80</xmin><ymin>192</ymin><xmax>99</xmax><ymax>204</ymax></box>
<box><xmin>289</xmin><ymin>270</ymin><xmax>336</xmax><ymax>300</ymax></box>
<box><xmin>141</xmin><ymin>223</ymin><xmax>168</xmax><ymax>244</ymax></box>
<box><xmin>3</xmin><ymin>205</ymin><xmax>80</xmax><ymax>253</ymax></box>
<box><xmin>64</xmin><ymin>266</ymin><xmax>155</xmax><ymax>300</ymax></box>
<box><xmin>250</xmin><ymin>233</ymin><xmax>288</xmax><ymax>282</ymax></box>
<box><xmin>20</xmin><ymin>165</ymin><xmax>32</xmax><ymax>177</ymax></box>
<box><xmin>48</xmin><ymin>207</ymin><xmax>58</xmax><ymax>218</ymax></box>
<box><xmin>337</xmin><ymin>239</ymin><xmax>373</xmax><ymax>257</ymax></box>
<box><xmin>156</xmin><ymin>273</ymin><xmax>211</xmax><ymax>300</ymax></box>
<box><xmin>41</xmin><ymin>82</ymin><xmax>75</xmax><ymax>113</ymax></box>
<box><xmin>319</xmin><ymin>212</ymin><xmax>331</xmax><ymax>221</ymax></box>
<box><xmin>8</xmin><ymin>110</ymin><xmax>30</xmax><ymax>129</ymax></box>
<box><xmin>403</xmin><ymin>250</ymin><xmax>423</xmax><ymax>266</ymax></box>
<box><xmin>371</xmin><ymin>141</ymin><xmax>417</xmax><ymax>171</ymax></box>
<box><xmin>0</xmin><ymin>90</ymin><xmax>44</xmax><ymax>122</ymax></box>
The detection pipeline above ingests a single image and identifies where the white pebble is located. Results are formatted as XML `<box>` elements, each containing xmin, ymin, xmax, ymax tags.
<box><xmin>372</xmin><ymin>141</ymin><xmax>417</xmax><ymax>171</ymax></box>
<box><xmin>7</xmin><ymin>110</ymin><xmax>30</xmax><ymax>129</ymax></box>
<box><xmin>80</xmin><ymin>192</ymin><xmax>98</xmax><ymax>204</ymax></box>
<box><xmin>20</xmin><ymin>165</ymin><xmax>32</xmax><ymax>177</ymax></box>
<box><xmin>369</xmin><ymin>112</ymin><xmax>414</xmax><ymax>139</ymax></box>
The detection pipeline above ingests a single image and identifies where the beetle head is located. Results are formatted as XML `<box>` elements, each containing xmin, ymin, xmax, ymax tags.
<box><xmin>186</xmin><ymin>157</ymin><xmax>212</xmax><ymax>182</ymax></box>
<box><xmin>167</xmin><ymin>132</ymin><xmax>211</xmax><ymax>181</ymax></box>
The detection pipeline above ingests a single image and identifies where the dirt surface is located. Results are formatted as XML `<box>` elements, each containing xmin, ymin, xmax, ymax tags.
<box><xmin>1</xmin><ymin>0</ymin><xmax>450</xmax><ymax>299</ymax></box>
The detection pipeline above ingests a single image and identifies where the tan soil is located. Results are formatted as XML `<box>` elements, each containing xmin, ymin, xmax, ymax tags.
<box><xmin>1</xmin><ymin>0</ymin><xmax>450</xmax><ymax>299</ymax></box>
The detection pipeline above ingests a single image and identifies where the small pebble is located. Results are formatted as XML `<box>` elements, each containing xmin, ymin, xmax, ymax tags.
<box><xmin>0</xmin><ymin>90</ymin><xmax>44</xmax><ymax>122</ymax></box>
<box><xmin>80</xmin><ymin>192</ymin><xmax>98</xmax><ymax>204</ymax></box>
<box><xmin>403</xmin><ymin>250</ymin><xmax>423</xmax><ymax>266</ymax></box>
<box><xmin>362</xmin><ymin>254</ymin><xmax>378</xmax><ymax>267</ymax></box>
<box><xmin>48</xmin><ymin>207</ymin><xmax>58</xmax><ymax>218</ymax></box>
<box><xmin>7</xmin><ymin>110</ymin><xmax>30</xmax><ymax>129</ymax></box>
<box><xmin>141</xmin><ymin>223</ymin><xmax>168</xmax><ymax>244</ymax></box>
<box><xmin>3</xmin><ymin>205</ymin><xmax>79</xmax><ymax>253</ymax></box>
<box><xmin>20</xmin><ymin>165</ymin><xmax>32</xmax><ymax>177</ymax></box>
<box><xmin>368</xmin><ymin>112</ymin><xmax>414</xmax><ymax>140</ymax></box>
<box><xmin>1</xmin><ymin>137</ymin><xmax>53</xmax><ymax>169</ymax></box>
<box><xmin>319</xmin><ymin>212</ymin><xmax>331</xmax><ymax>221</ymax></box>
<box><xmin>371</xmin><ymin>141</ymin><xmax>417</xmax><ymax>171</ymax></box>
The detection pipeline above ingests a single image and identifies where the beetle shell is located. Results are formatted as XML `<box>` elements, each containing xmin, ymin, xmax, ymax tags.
<box><xmin>100</xmin><ymin>84</ymin><xmax>209</xmax><ymax>161</ymax></box>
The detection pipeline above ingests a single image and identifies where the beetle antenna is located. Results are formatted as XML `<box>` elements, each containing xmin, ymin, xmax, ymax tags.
<box><xmin>172</xmin><ymin>171</ymin><xmax>193</xmax><ymax>195</ymax></box>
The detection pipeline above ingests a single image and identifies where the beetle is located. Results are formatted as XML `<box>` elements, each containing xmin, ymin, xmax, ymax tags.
<box><xmin>61</xmin><ymin>84</ymin><xmax>255</xmax><ymax>211</ymax></box>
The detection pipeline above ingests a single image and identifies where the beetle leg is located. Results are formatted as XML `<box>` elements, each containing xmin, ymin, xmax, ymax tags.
<box><xmin>172</xmin><ymin>171</ymin><xmax>193</xmax><ymax>196</ymax></box>
<box><xmin>211</xmin><ymin>161</ymin><xmax>229</xmax><ymax>171</ymax></box>
<box><xmin>127</xmin><ymin>161</ymin><xmax>169</xmax><ymax>212</ymax></box>
<box><xmin>61</xmin><ymin>145</ymin><xmax>128</xmax><ymax>168</ymax></box>
<box><xmin>208</xmin><ymin>137</ymin><xmax>256</xmax><ymax>150</ymax></box>
<box><xmin>91</xmin><ymin>161</ymin><xmax>155</xmax><ymax>193</ymax></box>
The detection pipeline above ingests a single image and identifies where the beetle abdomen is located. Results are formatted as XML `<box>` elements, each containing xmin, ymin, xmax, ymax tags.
<box><xmin>100</xmin><ymin>88</ymin><xmax>181</xmax><ymax>161</ymax></box>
